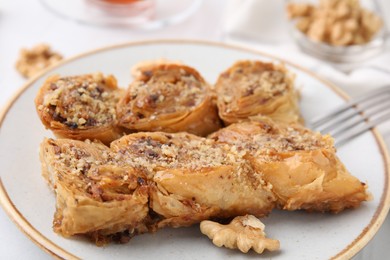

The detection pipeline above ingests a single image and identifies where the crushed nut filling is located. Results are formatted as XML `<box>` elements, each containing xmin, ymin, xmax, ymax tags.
<box><xmin>40</xmin><ymin>73</ymin><xmax>121</xmax><ymax>129</ymax></box>
<box><xmin>210</xmin><ymin>120</ymin><xmax>330</xmax><ymax>162</ymax></box>
<box><xmin>216</xmin><ymin>61</ymin><xmax>294</xmax><ymax>112</ymax></box>
<box><xmin>51</xmin><ymin>140</ymin><xmax>142</xmax><ymax>202</ymax></box>
<box><xmin>112</xmin><ymin>133</ymin><xmax>252</xmax><ymax>177</ymax></box>
<box><xmin>50</xmin><ymin>131</ymin><xmax>269</xmax><ymax>199</ymax></box>
<box><xmin>118</xmin><ymin>65</ymin><xmax>207</xmax><ymax>123</ymax></box>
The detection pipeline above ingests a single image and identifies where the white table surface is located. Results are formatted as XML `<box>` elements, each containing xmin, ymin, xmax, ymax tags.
<box><xmin>1</xmin><ymin>0</ymin><xmax>390</xmax><ymax>259</ymax></box>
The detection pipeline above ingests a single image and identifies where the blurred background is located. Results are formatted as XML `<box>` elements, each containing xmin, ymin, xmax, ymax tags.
<box><xmin>1</xmin><ymin>0</ymin><xmax>390</xmax><ymax>258</ymax></box>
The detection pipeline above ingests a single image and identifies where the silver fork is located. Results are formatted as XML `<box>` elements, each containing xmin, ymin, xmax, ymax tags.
<box><xmin>309</xmin><ymin>85</ymin><xmax>390</xmax><ymax>147</ymax></box>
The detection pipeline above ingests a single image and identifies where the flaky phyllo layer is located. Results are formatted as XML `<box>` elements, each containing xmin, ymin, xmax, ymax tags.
<box><xmin>35</xmin><ymin>60</ymin><xmax>301</xmax><ymax>146</ymax></box>
<box><xmin>35</xmin><ymin>60</ymin><xmax>371</xmax><ymax>253</ymax></box>
<box><xmin>35</xmin><ymin>63</ymin><xmax>222</xmax><ymax>145</ymax></box>
<box><xmin>210</xmin><ymin>117</ymin><xmax>371</xmax><ymax>212</ymax></box>
<box><xmin>35</xmin><ymin>73</ymin><xmax>124</xmax><ymax>145</ymax></box>
<box><xmin>117</xmin><ymin>63</ymin><xmax>222</xmax><ymax>136</ymax></box>
<box><xmin>39</xmin><ymin>117</ymin><xmax>370</xmax><ymax>245</ymax></box>
<box><xmin>215</xmin><ymin>60</ymin><xmax>303</xmax><ymax>125</ymax></box>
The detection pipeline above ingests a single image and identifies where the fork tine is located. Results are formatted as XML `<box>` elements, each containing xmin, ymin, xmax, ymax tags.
<box><xmin>309</xmin><ymin>85</ymin><xmax>390</xmax><ymax>147</ymax></box>
<box><xmin>310</xmin><ymin>85</ymin><xmax>390</xmax><ymax>129</ymax></box>
<box><xmin>316</xmin><ymin>93</ymin><xmax>390</xmax><ymax>133</ymax></box>
<box><xmin>334</xmin><ymin>111</ymin><xmax>390</xmax><ymax>147</ymax></box>
<box><xmin>321</xmin><ymin>98</ymin><xmax>390</xmax><ymax>137</ymax></box>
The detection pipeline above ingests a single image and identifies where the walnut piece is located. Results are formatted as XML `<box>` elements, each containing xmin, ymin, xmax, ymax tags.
<box><xmin>287</xmin><ymin>0</ymin><xmax>383</xmax><ymax>46</ymax></box>
<box><xmin>15</xmin><ymin>44</ymin><xmax>63</xmax><ymax>78</ymax></box>
<box><xmin>200</xmin><ymin>215</ymin><xmax>280</xmax><ymax>254</ymax></box>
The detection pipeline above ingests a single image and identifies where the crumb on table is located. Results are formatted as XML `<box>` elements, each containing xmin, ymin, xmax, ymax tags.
<box><xmin>15</xmin><ymin>43</ymin><xmax>63</xmax><ymax>78</ymax></box>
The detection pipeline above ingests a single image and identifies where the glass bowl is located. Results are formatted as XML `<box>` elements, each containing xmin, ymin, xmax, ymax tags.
<box><xmin>287</xmin><ymin>0</ymin><xmax>388</xmax><ymax>64</ymax></box>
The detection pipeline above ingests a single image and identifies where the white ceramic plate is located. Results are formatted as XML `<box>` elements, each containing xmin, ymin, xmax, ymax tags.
<box><xmin>0</xmin><ymin>40</ymin><xmax>389</xmax><ymax>260</ymax></box>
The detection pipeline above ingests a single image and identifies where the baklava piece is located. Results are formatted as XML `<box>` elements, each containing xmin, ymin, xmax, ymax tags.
<box><xmin>210</xmin><ymin>117</ymin><xmax>371</xmax><ymax>213</ymax></box>
<box><xmin>40</xmin><ymin>138</ymin><xmax>149</xmax><ymax>245</ymax></box>
<box><xmin>111</xmin><ymin>132</ymin><xmax>276</xmax><ymax>229</ymax></box>
<box><xmin>35</xmin><ymin>73</ymin><xmax>124</xmax><ymax>144</ymax></box>
<box><xmin>117</xmin><ymin>63</ymin><xmax>222</xmax><ymax>136</ymax></box>
<box><xmin>215</xmin><ymin>60</ymin><xmax>302</xmax><ymax>125</ymax></box>
<box><xmin>39</xmin><ymin>132</ymin><xmax>276</xmax><ymax>243</ymax></box>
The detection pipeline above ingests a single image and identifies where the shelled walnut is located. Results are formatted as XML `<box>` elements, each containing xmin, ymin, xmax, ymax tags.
<box><xmin>200</xmin><ymin>215</ymin><xmax>280</xmax><ymax>254</ymax></box>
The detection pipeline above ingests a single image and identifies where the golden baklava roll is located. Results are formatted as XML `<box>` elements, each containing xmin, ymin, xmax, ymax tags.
<box><xmin>40</xmin><ymin>138</ymin><xmax>149</xmax><ymax>245</ymax></box>
<box><xmin>116</xmin><ymin>63</ymin><xmax>222</xmax><ymax>136</ymax></box>
<box><xmin>40</xmin><ymin>124</ymin><xmax>371</xmax><ymax>244</ymax></box>
<box><xmin>35</xmin><ymin>73</ymin><xmax>124</xmax><ymax>144</ymax></box>
<box><xmin>209</xmin><ymin>117</ymin><xmax>371</xmax><ymax>213</ymax></box>
<box><xmin>215</xmin><ymin>60</ymin><xmax>302</xmax><ymax>125</ymax></box>
<box><xmin>110</xmin><ymin>132</ymin><xmax>276</xmax><ymax>229</ymax></box>
<box><xmin>39</xmin><ymin>132</ymin><xmax>276</xmax><ymax>243</ymax></box>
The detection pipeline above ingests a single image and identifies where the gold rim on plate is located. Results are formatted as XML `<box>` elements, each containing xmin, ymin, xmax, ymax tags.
<box><xmin>0</xmin><ymin>39</ymin><xmax>389</xmax><ymax>259</ymax></box>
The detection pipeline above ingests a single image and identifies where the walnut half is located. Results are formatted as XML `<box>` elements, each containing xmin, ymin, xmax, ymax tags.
<box><xmin>200</xmin><ymin>215</ymin><xmax>280</xmax><ymax>254</ymax></box>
